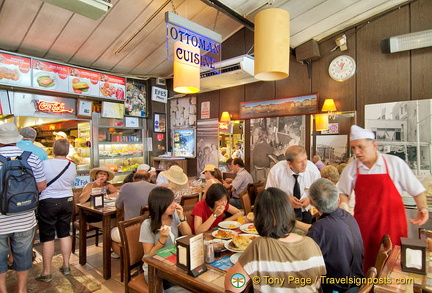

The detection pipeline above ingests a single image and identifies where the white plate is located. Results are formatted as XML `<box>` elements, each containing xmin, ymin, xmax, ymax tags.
<box><xmin>240</xmin><ymin>223</ymin><xmax>258</xmax><ymax>234</ymax></box>
<box><xmin>224</xmin><ymin>240</ymin><xmax>246</xmax><ymax>253</ymax></box>
<box><xmin>34</xmin><ymin>73</ymin><xmax>57</xmax><ymax>90</ymax></box>
<box><xmin>230</xmin><ymin>252</ymin><xmax>242</xmax><ymax>264</ymax></box>
<box><xmin>212</xmin><ymin>229</ymin><xmax>238</xmax><ymax>240</ymax></box>
<box><xmin>218</xmin><ymin>221</ymin><xmax>241</xmax><ymax>230</ymax></box>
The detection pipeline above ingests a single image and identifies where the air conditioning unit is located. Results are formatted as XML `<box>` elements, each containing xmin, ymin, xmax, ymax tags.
<box><xmin>41</xmin><ymin>0</ymin><xmax>112</xmax><ymax>20</ymax></box>
<box><xmin>200</xmin><ymin>55</ymin><xmax>257</xmax><ymax>93</ymax></box>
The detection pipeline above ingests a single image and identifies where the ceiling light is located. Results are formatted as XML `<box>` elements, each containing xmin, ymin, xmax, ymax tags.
<box><xmin>381</xmin><ymin>29</ymin><xmax>432</xmax><ymax>54</ymax></box>
<box><xmin>173</xmin><ymin>42</ymin><xmax>200</xmax><ymax>94</ymax></box>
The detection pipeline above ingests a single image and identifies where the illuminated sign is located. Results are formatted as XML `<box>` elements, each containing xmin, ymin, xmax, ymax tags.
<box><xmin>218</xmin><ymin>122</ymin><xmax>229</xmax><ymax>130</ymax></box>
<box><xmin>36</xmin><ymin>100</ymin><xmax>74</xmax><ymax>114</ymax></box>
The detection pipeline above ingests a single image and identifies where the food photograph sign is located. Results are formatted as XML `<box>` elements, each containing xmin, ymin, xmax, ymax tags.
<box><xmin>68</xmin><ymin>67</ymin><xmax>100</xmax><ymax>96</ymax></box>
<box><xmin>0</xmin><ymin>52</ymin><xmax>31</xmax><ymax>87</ymax></box>
<box><xmin>32</xmin><ymin>59</ymin><xmax>69</xmax><ymax>92</ymax></box>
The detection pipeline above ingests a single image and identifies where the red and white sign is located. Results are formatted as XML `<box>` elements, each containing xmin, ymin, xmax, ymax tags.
<box><xmin>0</xmin><ymin>52</ymin><xmax>31</xmax><ymax>87</ymax></box>
<box><xmin>99</xmin><ymin>74</ymin><xmax>126</xmax><ymax>100</ymax></box>
<box><xmin>36</xmin><ymin>100</ymin><xmax>74</xmax><ymax>114</ymax></box>
<box><xmin>68</xmin><ymin>67</ymin><xmax>100</xmax><ymax>96</ymax></box>
<box><xmin>201</xmin><ymin>101</ymin><xmax>210</xmax><ymax>119</ymax></box>
<box><xmin>32</xmin><ymin>59</ymin><xmax>69</xmax><ymax>92</ymax></box>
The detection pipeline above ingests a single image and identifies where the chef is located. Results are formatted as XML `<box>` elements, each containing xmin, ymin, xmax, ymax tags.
<box><xmin>338</xmin><ymin>125</ymin><xmax>429</xmax><ymax>272</ymax></box>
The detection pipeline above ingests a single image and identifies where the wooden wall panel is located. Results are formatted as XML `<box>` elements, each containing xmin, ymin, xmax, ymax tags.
<box><xmin>245</xmin><ymin>81</ymin><xmax>275</xmax><ymax>101</ymax></box>
<box><xmin>221</xmin><ymin>29</ymin><xmax>247</xmax><ymax>60</ymax></box>
<box><xmin>411</xmin><ymin>0</ymin><xmax>432</xmax><ymax>100</ymax></box>
<box><xmin>312</xmin><ymin>28</ymin><xmax>356</xmax><ymax>113</ymax></box>
<box><xmin>356</xmin><ymin>6</ymin><xmax>410</xmax><ymax>126</ymax></box>
<box><xmin>276</xmin><ymin>54</ymin><xmax>311</xmax><ymax>98</ymax></box>
<box><xmin>219</xmin><ymin>85</ymin><xmax>245</xmax><ymax>120</ymax></box>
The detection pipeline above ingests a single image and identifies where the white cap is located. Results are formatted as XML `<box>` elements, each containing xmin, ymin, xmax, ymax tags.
<box><xmin>137</xmin><ymin>164</ymin><xmax>156</xmax><ymax>173</ymax></box>
<box><xmin>350</xmin><ymin>125</ymin><xmax>375</xmax><ymax>141</ymax></box>
<box><xmin>53</xmin><ymin>131</ymin><xmax>67</xmax><ymax>139</ymax></box>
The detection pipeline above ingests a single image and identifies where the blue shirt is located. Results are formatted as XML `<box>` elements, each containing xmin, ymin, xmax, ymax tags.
<box><xmin>17</xmin><ymin>140</ymin><xmax>48</xmax><ymax>161</ymax></box>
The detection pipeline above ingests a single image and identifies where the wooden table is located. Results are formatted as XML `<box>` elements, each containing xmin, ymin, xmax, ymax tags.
<box><xmin>77</xmin><ymin>201</ymin><xmax>117</xmax><ymax>280</ymax></box>
<box><xmin>375</xmin><ymin>245</ymin><xmax>432</xmax><ymax>293</ymax></box>
<box><xmin>144</xmin><ymin>253</ymin><xmax>226</xmax><ymax>293</ymax></box>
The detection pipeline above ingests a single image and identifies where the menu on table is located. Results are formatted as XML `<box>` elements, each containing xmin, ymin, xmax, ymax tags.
<box><xmin>0</xmin><ymin>52</ymin><xmax>31</xmax><ymax>87</ymax></box>
<box><xmin>99</xmin><ymin>73</ymin><xmax>126</xmax><ymax>100</ymax></box>
<box><xmin>68</xmin><ymin>67</ymin><xmax>100</xmax><ymax>96</ymax></box>
<box><xmin>32</xmin><ymin>59</ymin><xmax>69</xmax><ymax>92</ymax></box>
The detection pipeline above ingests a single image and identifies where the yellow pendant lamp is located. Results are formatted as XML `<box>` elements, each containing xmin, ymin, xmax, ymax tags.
<box><xmin>254</xmin><ymin>8</ymin><xmax>290</xmax><ymax>81</ymax></box>
<box><xmin>173</xmin><ymin>41</ymin><xmax>200</xmax><ymax>94</ymax></box>
<box><xmin>315</xmin><ymin>114</ymin><xmax>329</xmax><ymax>131</ymax></box>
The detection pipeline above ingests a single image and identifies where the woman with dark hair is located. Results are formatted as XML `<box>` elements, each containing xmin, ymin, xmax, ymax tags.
<box><xmin>191</xmin><ymin>183</ymin><xmax>242</xmax><ymax>234</ymax></box>
<box><xmin>200</xmin><ymin>164</ymin><xmax>223</xmax><ymax>200</ymax></box>
<box><xmin>225</xmin><ymin>187</ymin><xmax>326</xmax><ymax>292</ymax></box>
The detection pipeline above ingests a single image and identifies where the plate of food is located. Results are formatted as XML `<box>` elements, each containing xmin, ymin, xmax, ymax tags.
<box><xmin>212</xmin><ymin>229</ymin><xmax>238</xmax><ymax>240</ymax></box>
<box><xmin>240</xmin><ymin>223</ymin><xmax>258</xmax><ymax>234</ymax></box>
<box><xmin>246</xmin><ymin>212</ymin><xmax>254</xmax><ymax>222</ymax></box>
<box><xmin>218</xmin><ymin>221</ymin><xmax>241</xmax><ymax>230</ymax></box>
<box><xmin>230</xmin><ymin>252</ymin><xmax>242</xmax><ymax>264</ymax></box>
<box><xmin>225</xmin><ymin>235</ymin><xmax>254</xmax><ymax>252</ymax></box>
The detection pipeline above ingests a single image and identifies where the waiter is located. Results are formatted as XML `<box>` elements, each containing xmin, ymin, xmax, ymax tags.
<box><xmin>338</xmin><ymin>125</ymin><xmax>429</xmax><ymax>271</ymax></box>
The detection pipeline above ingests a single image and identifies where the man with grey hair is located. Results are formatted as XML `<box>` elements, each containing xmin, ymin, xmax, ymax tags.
<box><xmin>17</xmin><ymin>127</ymin><xmax>48</xmax><ymax>161</ymax></box>
<box><xmin>307</xmin><ymin>178</ymin><xmax>364</xmax><ymax>293</ymax></box>
<box><xmin>266</xmin><ymin>145</ymin><xmax>320</xmax><ymax>223</ymax></box>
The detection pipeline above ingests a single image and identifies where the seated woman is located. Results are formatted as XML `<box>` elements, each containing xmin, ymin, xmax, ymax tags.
<box><xmin>139</xmin><ymin>187</ymin><xmax>192</xmax><ymax>292</ymax></box>
<box><xmin>192</xmin><ymin>183</ymin><xmax>242</xmax><ymax>234</ymax></box>
<box><xmin>78</xmin><ymin>166</ymin><xmax>118</xmax><ymax>203</ymax></box>
<box><xmin>160</xmin><ymin>165</ymin><xmax>190</xmax><ymax>203</ymax></box>
<box><xmin>201</xmin><ymin>164</ymin><xmax>223</xmax><ymax>200</ymax></box>
<box><xmin>225</xmin><ymin>187</ymin><xmax>326</xmax><ymax>292</ymax></box>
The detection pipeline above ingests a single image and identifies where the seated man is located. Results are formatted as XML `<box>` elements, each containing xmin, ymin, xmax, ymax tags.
<box><xmin>307</xmin><ymin>178</ymin><xmax>364</xmax><ymax>293</ymax></box>
<box><xmin>223</xmin><ymin>158</ymin><xmax>253</xmax><ymax>209</ymax></box>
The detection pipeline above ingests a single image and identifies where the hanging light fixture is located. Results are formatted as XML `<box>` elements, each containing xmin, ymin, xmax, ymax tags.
<box><xmin>220</xmin><ymin>111</ymin><xmax>231</xmax><ymax>122</ymax></box>
<box><xmin>173</xmin><ymin>41</ymin><xmax>200</xmax><ymax>94</ymax></box>
<box><xmin>322</xmin><ymin>99</ymin><xmax>337</xmax><ymax>119</ymax></box>
<box><xmin>254</xmin><ymin>7</ymin><xmax>290</xmax><ymax>81</ymax></box>
<box><xmin>315</xmin><ymin>114</ymin><xmax>329</xmax><ymax>131</ymax></box>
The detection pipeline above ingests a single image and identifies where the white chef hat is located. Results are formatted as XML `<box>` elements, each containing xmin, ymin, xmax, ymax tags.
<box><xmin>137</xmin><ymin>164</ymin><xmax>156</xmax><ymax>173</ymax></box>
<box><xmin>350</xmin><ymin>125</ymin><xmax>375</xmax><ymax>141</ymax></box>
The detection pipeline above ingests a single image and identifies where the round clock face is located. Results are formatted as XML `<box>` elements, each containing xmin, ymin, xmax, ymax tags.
<box><xmin>328</xmin><ymin>55</ymin><xmax>356</xmax><ymax>82</ymax></box>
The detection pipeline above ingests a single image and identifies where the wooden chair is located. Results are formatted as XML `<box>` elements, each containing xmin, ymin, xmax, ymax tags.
<box><xmin>238</xmin><ymin>189</ymin><xmax>252</xmax><ymax>215</ymax></box>
<box><xmin>71</xmin><ymin>188</ymin><xmax>102</xmax><ymax>253</ymax></box>
<box><xmin>374</xmin><ymin>234</ymin><xmax>392</xmax><ymax>276</ymax></box>
<box><xmin>180</xmin><ymin>193</ymin><xmax>199</xmax><ymax>206</ymax></box>
<box><xmin>140</xmin><ymin>205</ymin><xmax>149</xmax><ymax>217</ymax></box>
<box><xmin>118</xmin><ymin>215</ymin><xmax>148</xmax><ymax>293</ymax></box>
<box><xmin>247</xmin><ymin>181</ymin><xmax>265</xmax><ymax>206</ymax></box>
<box><xmin>358</xmin><ymin>267</ymin><xmax>377</xmax><ymax>293</ymax></box>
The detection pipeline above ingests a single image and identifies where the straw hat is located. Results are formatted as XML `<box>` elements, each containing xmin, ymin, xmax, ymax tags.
<box><xmin>53</xmin><ymin>131</ymin><xmax>68</xmax><ymax>139</ymax></box>
<box><xmin>201</xmin><ymin>164</ymin><xmax>217</xmax><ymax>174</ymax></box>
<box><xmin>161</xmin><ymin>165</ymin><xmax>188</xmax><ymax>185</ymax></box>
<box><xmin>90</xmin><ymin>166</ymin><xmax>115</xmax><ymax>181</ymax></box>
<box><xmin>0</xmin><ymin>123</ymin><xmax>23</xmax><ymax>144</ymax></box>
<box><xmin>137</xmin><ymin>164</ymin><xmax>156</xmax><ymax>173</ymax></box>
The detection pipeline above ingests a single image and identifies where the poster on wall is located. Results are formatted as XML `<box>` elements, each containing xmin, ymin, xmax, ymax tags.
<box><xmin>101</xmin><ymin>101</ymin><xmax>125</xmax><ymax>119</ymax></box>
<box><xmin>201</xmin><ymin>101</ymin><xmax>210</xmax><ymax>119</ymax></box>
<box><xmin>173</xmin><ymin>128</ymin><xmax>196</xmax><ymax>158</ymax></box>
<box><xmin>0</xmin><ymin>52</ymin><xmax>31</xmax><ymax>87</ymax></box>
<box><xmin>154</xmin><ymin>113</ymin><xmax>166</xmax><ymax>133</ymax></box>
<box><xmin>170</xmin><ymin>96</ymin><xmax>196</xmax><ymax>128</ymax></box>
<box><xmin>68</xmin><ymin>67</ymin><xmax>100</xmax><ymax>96</ymax></box>
<box><xmin>125</xmin><ymin>81</ymin><xmax>147</xmax><ymax>117</ymax></box>
<box><xmin>250</xmin><ymin>116</ymin><xmax>305</xmax><ymax>182</ymax></box>
<box><xmin>196</xmin><ymin>119</ymin><xmax>219</xmax><ymax>176</ymax></box>
<box><xmin>316</xmin><ymin>135</ymin><xmax>348</xmax><ymax>166</ymax></box>
<box><xmin>32</xmin><ymin>59</ymin><xmax>69</xmax><ymax>92</ymax></box>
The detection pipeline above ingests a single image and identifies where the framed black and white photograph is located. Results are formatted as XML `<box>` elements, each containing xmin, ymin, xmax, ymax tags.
<box><xmin>154</xmin><ymin>113</ymin><xmax>166</xmax><ymax>133</ymax></box>
<box><xmin>315</xmin><ymin>135</ymin><xmax>349</xmax><ymax>166</ymax></box>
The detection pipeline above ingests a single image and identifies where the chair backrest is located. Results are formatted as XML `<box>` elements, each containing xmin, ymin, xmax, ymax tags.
<box><xmin>374</xmin><ymin>234</ymin><xmax>392</xmax><ymax>276</ymax></box>
<box><xmin>180</xmin><ymin>193</ymin><xmax>199</xmax><ymax>206</ymax></box>
<box><xmin>140</xmin><ymin>205</ymin><xmax>149</xmax><ymax>217</ymax></box>
<box><xmin>358</xmin><ymin>267</ymin><xmax>377</xmax><ymax>293</ymax></box>
<box><xmin>239</xmin><ymin>189</ymin><xmax>252</xmax><ymax>215</ymax></box>
<box><xmin>247</xmin><ymin>181</ymin><xmax>264</xmax><ymax>206</ymax></box>
<box><xmin>118</xmin><ymin>214</ymin><xmax>147</xmax><ymax>285</ymax></box>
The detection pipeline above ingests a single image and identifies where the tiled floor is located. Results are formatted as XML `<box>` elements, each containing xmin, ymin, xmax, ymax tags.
<box><xmin>34</xmin><ymin>244</ymin><xmax>125</xmax><ymax>293</ymax></box>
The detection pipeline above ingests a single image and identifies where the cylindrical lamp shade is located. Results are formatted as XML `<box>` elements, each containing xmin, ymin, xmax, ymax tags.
<box><xmin>315</xmin><ymin>114</ymin><xmax>329</xmax><ymax>131</ymax></box>
<box><xmin>173</xmin><ymin>41</ymin><xmax>200</xmax><ymax>94</ymax></box>
<box><xmin>254</xmin><ymin>8</ymin><xmax>290</xmax><ymax>81</ymax></box>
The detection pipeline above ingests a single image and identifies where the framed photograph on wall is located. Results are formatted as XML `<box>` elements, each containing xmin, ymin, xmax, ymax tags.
<box><xmin>77</xmin><ymin>99</ymin><xmax>92</xmax><ymax>117</ymax></box>
<box><xmin>154</xmin><ymin>113</ymin><xmax>166</xmax><ymax>133</ymax></box>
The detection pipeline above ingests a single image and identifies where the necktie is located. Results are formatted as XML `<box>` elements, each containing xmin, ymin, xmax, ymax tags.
<box><xmin>293</xmin><ymin>174</ymin><xmax>300</xmax><ymax>199</ymax></box>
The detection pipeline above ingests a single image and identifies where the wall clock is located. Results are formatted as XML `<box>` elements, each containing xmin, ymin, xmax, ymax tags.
<box><xmin>328</xmin><ymin>55</ymin><xmax>356</xmax><ymax>82</ymax></box>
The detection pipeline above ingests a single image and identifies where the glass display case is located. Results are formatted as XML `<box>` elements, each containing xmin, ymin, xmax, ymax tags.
<box><xmin>76</xmin><ymin>122</ymin><xmax>91</xmax><ymax>171</ymax></box>
<box><xmin>92</xmin><ymin>113</ymin><xmax>146</xmax><ymax>183</ymax></box>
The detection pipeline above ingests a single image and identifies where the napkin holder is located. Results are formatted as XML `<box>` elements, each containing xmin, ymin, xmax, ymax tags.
<box><xmin>400</xmin><ymin>237</ymin><xmax>426</xmax><ymax>275</ymax></box>
<box><xmin>176</xmin><ymin>234</ymin><xmax>207</xmax><ymax>277</ymax></box>
<box><xmin>90</xmin><ymin>193</ymin><xmax>104</xmax><ymax>208</ymax></box>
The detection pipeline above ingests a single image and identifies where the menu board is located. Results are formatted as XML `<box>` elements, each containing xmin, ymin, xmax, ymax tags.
<box><xmin>0</xmin><ymin>52</ymin><xmax>31</xmax><ymax>87</ymax></box>
<box><xmin>68</xmin><ymin>67</ymin><xmax>100</xmax><ymax>96</ymax></box>
<box><xmin>32</xmin><ymin>59</ymin><xmax>69</xmax><ymax>92</ymax></box>
<box><xmin>99</xmin><ymin>73</ymin><xmax>126</xmax><ymax>100</ymax></box>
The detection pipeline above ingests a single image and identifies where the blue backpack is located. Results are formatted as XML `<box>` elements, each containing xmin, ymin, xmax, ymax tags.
<box><xmin>0</xmin><ymin>151</ymin><xmax>39</xmax><ymax>215</ymax></box>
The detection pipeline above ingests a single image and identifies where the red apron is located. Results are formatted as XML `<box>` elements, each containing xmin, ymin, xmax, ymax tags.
<box><xmin>354</xmin><ymin>157</ymin><xmax>407</xmax><ymax>272</ymax></box>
